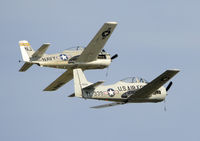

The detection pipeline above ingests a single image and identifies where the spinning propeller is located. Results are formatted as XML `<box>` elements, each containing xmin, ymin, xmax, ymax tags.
<box><xmin>164</xmin><ymin>81</ymin><xmax>173</xmax><ymax>111</ymax></box>
<box><xmin>102</xmin><ymin>49</ymin><xmax>118</xmax><ymax>61</ymax></box>
<box><xmin>102</xmin><ymin>49</ymin><xmax>118</xmax><ymax>77</ymax></box>
<box><xmin>111</xmin><ymin>54</ymin><xmax>118</xmax><ymax>61</ymax></box>
<box><xmin>106</xmin><ymin>53</ymin><xmax>118</xmax><ymax>77</ymax></box>
<box><xmin>166</xmin><ymin>81</ymin><xmax>173</xmax><ymax>92</ymax></box>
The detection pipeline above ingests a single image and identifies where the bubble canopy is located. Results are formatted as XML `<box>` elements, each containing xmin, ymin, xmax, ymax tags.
<box><xmin>120</xmin><ymin>77</ymin><xmax>148</xmax><ymax>83</ymax></box>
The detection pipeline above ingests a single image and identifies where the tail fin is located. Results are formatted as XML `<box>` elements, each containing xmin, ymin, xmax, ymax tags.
<box><xmin>73</xmin><ymin>69</ymin><xmax>92</xmax><ymax>97</ymax></box>
<box><xmin>19</xmin><ymin>40</ymin><xmax>35</xmax><ymax>62</ymax></box>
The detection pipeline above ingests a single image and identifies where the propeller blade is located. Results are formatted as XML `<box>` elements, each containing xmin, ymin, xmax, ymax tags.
<box><xmin>166</xmin><ymin>81</ymin><xmax>173</xmax><ymax>91</ymax></box>
<box><xmin>164</xmin><ymin>99</ymin><xmax>167</xmax><ymax>112</ymax></box>
<box><xmin>111</xmin><ymin>54</ymin><xmax>118</xmax><ymax>60</ymax></box>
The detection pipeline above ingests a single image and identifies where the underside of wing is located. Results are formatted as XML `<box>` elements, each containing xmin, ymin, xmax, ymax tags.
<box><xmin>128</xmin><ymin>69</ymin><xmax>180</xmax><ymax>100</ymax></box>
<box><xmin>43</xmin><ymin>69</ymin><xmax>73</xmax><ymax>91</ymax></box>
<box><xmin>19</xmin><ymin>62</ymin><xmax>33</xmax><ymax>72</ymax></box>
<box><xmin>91</xmin><ymin>102</ymin><xmax>125</xmax><ymax>109</ymax></box>
<box><xmin>77</xmin><ymin>22</ymin><xmax>117</xmax><ymax>62</ymax></box>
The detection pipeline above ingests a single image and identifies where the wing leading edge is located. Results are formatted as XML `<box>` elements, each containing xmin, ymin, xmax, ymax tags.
<box><xmin>77</xmin><ymin>22</ymin><xmax>117</xmax><ymax>62</ymax></box>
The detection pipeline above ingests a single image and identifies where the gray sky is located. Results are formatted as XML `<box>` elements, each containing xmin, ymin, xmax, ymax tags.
<box><xmin>0</xmin><ymin>0</ymin><xmax>200</xmax><ymax>140</ymax></box>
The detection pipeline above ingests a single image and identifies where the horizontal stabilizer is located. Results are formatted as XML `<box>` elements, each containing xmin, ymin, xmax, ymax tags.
<box><xmin>19</xmin><ymin>62</ymin><xmax>33</xmax><ymax>72</ymax></box>
<box><xmin>31</xmin><ymin>43</ymin><xmax>50</xmax><ymax>59</ymax></box>
<box><xmin>68</xmin><ymin>93</ymin><xmax>75</xmax><ymax>97</ymax></box>
<box><xmin>83</xmin><ymin>81</ymin><xmax>104</xmax><ymax>90</ymax></box>
<box><xmin>91</xmin><ymin>102</ymin><xmax>125</xmax><ymax>109</ymax></box>
<box><xmin>44</xmin><ymin>69</ymin><xmax>73</xmax><ymax>91</ymax></box>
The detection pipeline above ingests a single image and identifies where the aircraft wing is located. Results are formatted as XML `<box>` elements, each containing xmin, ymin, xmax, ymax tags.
<box><xmin>77</xmin><ymin>22</ymin><xmax>117</xmax><ymax>62</ymax></box>
<box><xmin>91</xmin><ymin>102</ymin><xmax>125</xmax><ymax>109</ymax></box>
<box><xmin>43</xmin><ymin>69</ymin><xmax>73</xmax><ymax>91</ymax></box>
<box><xmin>128</xmin><ymin>69</ymin><xmax>180</xmax><ymax>100</ymax></box>
<box><xmin>32</xmin><ymin>43</ymin><xmax>50</xmax><ymax>58</ymax></box>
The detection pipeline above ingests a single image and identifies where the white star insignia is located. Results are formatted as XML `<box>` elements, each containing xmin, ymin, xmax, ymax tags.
<box><xmin>107</xmin><ymin>88</ymin><xmax>115</xmax><ymax>97</ymax></box>
<box><xmin>60</xmin><ymin>54</ymin><xmax>68</xmax><ymax>60</ymax></box>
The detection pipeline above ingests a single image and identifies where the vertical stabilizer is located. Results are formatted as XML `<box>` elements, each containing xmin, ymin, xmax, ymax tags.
<box><xmin>73</xmin><ymin>69</ymin><xmax>92</xmax><ymax>97</ymax></box>
<box><xmin>19</xmin><ymin>40</ymin><xmax>34</xmax><ymax>62</ymax></box>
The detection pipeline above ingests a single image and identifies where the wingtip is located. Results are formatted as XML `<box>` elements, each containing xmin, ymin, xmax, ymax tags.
<box><xmin>68</xmin><ymin>93</ymin><xmax>75</xmax><ymax>97</ymax></box>
<box><xmin>106</xmin><ymin>21</ymin><xmax>118</xmax><ymax>25</ymax></box>
<box><xmin>44</xmin><ymin>43</ymin><xmax>51</xmax><ymax>45</ymax></box>
<box><xmin>168</xmin><ymin>69</ymin><xmax>180</xmax><ymax>72</ymax></box>
<box><xmin>43</xmin><ymin>88</ymin><xmax>51</xmax><ymax>91</ymax></box>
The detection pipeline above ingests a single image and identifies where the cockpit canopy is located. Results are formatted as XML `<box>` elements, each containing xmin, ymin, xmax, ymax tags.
<box><xmin>120</xmin><ymin>77</ymin><xmax>148</xmax><ymax>83</ymax></box>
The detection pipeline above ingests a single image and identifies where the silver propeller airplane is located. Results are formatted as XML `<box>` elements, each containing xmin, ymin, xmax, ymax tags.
<box><xmin>69</xmin><ymin>68</ymin><xmax>179</xmax><ymax>108</ymax></box>
<box><xmin>19</xmin><ymin>22</ymin><xmax>118</xmax><ymax>91</ymax></box>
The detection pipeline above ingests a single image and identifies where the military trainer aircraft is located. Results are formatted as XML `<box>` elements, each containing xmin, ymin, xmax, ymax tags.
<box><xmin>69</xmin><ymin>68</ymin><xmax>179</xmax><ymax>108</ymax></box>
<box><xmin>19</xmin><ymin>22</ymin><xmax>118</xmax><ymax>91</ymax></box>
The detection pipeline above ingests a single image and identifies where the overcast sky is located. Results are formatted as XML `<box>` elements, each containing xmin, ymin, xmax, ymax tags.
<box><xmin>1</xmin><ymin>0</ymin><xmax>200</xmax><ymax>141</ymax></box>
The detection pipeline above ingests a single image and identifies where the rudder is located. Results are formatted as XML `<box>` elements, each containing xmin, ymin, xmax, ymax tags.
<box><xmin>73</xmin><ymin>69</ymin><xmax>92</xmax><ymax>97</ymax></box>
<box><xmin>19</xmin><ymin>40</ymin><xmax>34</xmax><ymax>62</ymax></box>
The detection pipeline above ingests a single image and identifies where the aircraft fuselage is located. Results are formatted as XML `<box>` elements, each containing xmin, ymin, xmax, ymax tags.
<box><xmin>31</xmin><ymin>50</ymin><xmax>111</xmax><ymax>70</ymax></box>
<box><xmin>82</xmin><ymin>81</ymin><xmax>167</xmax><ymax>103</ymax></box>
